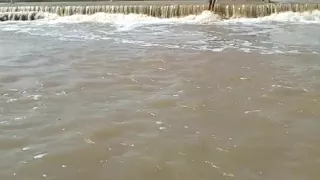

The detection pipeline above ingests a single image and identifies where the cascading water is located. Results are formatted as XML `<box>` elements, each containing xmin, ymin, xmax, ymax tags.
<box><xmin>0</xmin><ymin>3</ymin><xmax>319</xmax><ymax>21</ymax></box>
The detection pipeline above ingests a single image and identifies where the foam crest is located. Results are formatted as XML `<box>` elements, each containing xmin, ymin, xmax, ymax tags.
<box><xmin>263</xmin><ymin>10</ymin><xmax>320</xmax><ymax>23</ymax></box>
<box><xmin>39</xmin><ymin>12</ymin><xmax>60</xmax><ymax>20</ymax></box>
<box><xmin>17</xmin><ymin>10</ymin><xmax>320</xmax><ymax>26</ymax></box>
<box><xmin>38</xmin><ymin>11</ymin><xmax>220</xmax><ymax>25</ymax></box>
<box><xmin>222</xmin><ymin>10</ymin><xmax>320</xmax><ymax>24</ymax></box>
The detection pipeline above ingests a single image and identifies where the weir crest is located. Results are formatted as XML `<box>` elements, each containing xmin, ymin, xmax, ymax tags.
<box><xmin>0</xmin><ymin>4</ymin><xmax>320</xmax><ymax>21</ymax></box>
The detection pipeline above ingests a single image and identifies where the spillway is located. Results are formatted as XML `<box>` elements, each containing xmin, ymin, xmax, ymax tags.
<box><xmin>0</xmin><ymin>3</ymin><xmax>319</xmax><ymax>21</ymax></box>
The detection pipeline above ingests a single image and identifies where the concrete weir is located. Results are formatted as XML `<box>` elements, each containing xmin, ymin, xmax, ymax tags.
<box><xmin>0</xmin><ymin>12</ymin><xmax>41</xmax><ymax>21</ymax></box>
<box><xmin>0</xmin><ymin>1</ymin><xmax>320</xmax><ymax>21</ymax></box>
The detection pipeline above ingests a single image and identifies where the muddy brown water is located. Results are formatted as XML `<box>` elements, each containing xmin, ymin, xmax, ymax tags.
<box><xmin>0</xmin><ymin>10</ymin><xmax>320</xmax><ymax>180</ymax></box>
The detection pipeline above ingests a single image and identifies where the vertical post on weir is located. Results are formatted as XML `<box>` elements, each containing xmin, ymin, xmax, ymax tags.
<box><xmin>11</xmin><ymin>0</ymin><xmax>15</xmax><ymax>4</ymax></box>
<box><xmin>209</xmin><ymin>0</ymin><xmax>216</xmax><ymax>11</ymax></box>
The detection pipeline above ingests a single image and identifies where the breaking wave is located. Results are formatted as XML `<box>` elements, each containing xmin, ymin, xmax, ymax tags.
<box><xmin>221</xmin><ymin>10</ymin><xmax>320</xmax><ymax>24</ymax></box>
<box><xmin>37</xmin><ymin>11</ymin><xmax>221</xmax><ymax>24</ymax></box>
<box><xmin>2</xmin><ymin>10</ymin><xmax>320</xmax><ymax>25</ymax></box>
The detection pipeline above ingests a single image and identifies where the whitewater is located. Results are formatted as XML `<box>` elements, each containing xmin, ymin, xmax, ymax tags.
<box><xmin>2</xmin><ymin>9</ymin><xmax>320</xmax><ymax>23</ymax></box>
<box><xmin>1</xmin><ymin>10</ymin><xmax>319</xmax><ymax>53</ymax></box>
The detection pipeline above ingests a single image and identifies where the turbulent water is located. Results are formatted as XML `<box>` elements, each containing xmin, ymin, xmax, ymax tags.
<box><xmin>1</xmin><ymin>3</ymin><xmax>320</xmax><ymax>20</ymax></box>
<box><xmin>1</xmin><ymin>10</ymin><xmax>320</xmax><ymax>180</ymax></box>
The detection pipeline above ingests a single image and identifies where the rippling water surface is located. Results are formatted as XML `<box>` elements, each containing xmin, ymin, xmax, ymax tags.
<box><xmin>1</xmin><ymin>11</ymin><xmax>320</xmax><ymax>180</ymax></box>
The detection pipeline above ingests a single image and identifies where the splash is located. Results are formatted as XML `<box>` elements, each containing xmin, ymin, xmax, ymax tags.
<box><xmin>37</xmin><ymin>11</ymin><xmax>221</xmax><ymax>24</ymax></box>
<box><xmin>2</xmin><ymin>9</ymin><xmax>320</xmax><ymax>25</ymax></box>
<box><xmin>36</xmin><ymin>10</ymin><xmax>320</xmax><ymax>26</ymax></box>
<box><xmin>221</xmin><ymin>10</ymin><xmax>320</xmax><ymax>24</ymax></box>
<box><xmin>1</xmin><ymin>3</ymin><xmax>319</xmax><ymax>21</ymax></box>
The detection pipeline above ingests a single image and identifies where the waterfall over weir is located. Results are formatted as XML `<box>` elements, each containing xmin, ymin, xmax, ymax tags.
<box><xmin>0</xmin><ymin>3</ymin><xmax>320</xmax><ymax>21</ymax></box>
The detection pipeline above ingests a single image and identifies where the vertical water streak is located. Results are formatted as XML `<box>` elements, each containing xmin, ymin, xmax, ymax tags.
<box><xmin>1</xmin><ymin>3</ymin><xmax>320</xmax><ymax>21</ymax></box>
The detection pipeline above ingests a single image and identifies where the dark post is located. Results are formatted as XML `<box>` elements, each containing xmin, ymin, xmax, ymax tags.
<box><xmin>11</xmin><ymin>0</ymin><xmax>15</xmax><ymax>4</ymax></box>
<box><xmin>209</xmin><ymin>0</ymin><xmax>217</xmax><ymax>11</ymax></box>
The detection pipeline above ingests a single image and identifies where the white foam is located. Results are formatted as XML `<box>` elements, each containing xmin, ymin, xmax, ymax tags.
<box><xmin>221</xmin><ymin>10</ymin><xmax>320</xmax><ymax>24</ymax></box>
<box><xmin>1</xmin><ymin>10</ymin><xmax>319</xmax><ymax>55</ymax></box>
<box><xmin>39</xmin><ymin>12</ymin><xmax>61</xmax><ymax>20</ymax></box>
<box><xmin>156</xmin><ymin>121</ymin><xmax>163</xmax><ymax>125</ymax></box>
<box><xmin>31</xmin><ymin>11</ymin><xmax>220</xmax><ymax>26</ymax></box>
<box><xmin>261</xmin><ymin>10</ymin><xmax>320</xmax><ymax>23</ymax></box>
<box><xmin>159</xmin><ymin>127</ymin><xmax>166</xmax><ymax>131</ymax></box>
<box><xmin>6</xmin><ymin>98</ymin><xmax>18</xmax><ymax>103</ymax></box>
<box><xmin>5</xmin><ymin>10</ymin><xmax>318</xmax><ymax>25</ymax></box>
<box><xmin>34</xmin><ymin>153</ymin><xmax>47</xmax><ymax>159</ymax></box>
<box><xmin>28</xmin><ymin>94</ymin><xmax>42</xmax><ymax>100</ymax></box>
<box><xmin>22</xmin><ymin>147</ymin><xmax>30</xmax><ymax>151</ymax></box>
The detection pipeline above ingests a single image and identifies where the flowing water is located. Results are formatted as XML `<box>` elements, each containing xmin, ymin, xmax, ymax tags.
<box><xmin>1</xmin><ymin>8</ymin><xmax>320</xmax><ymax>180</ymax></box>
<box><xmin>1</xmin><ymin>3</ymin><xmax>319</xmax><ymax>20</ymax></box>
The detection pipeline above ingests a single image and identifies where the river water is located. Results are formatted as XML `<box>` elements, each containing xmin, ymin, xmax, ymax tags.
<box><xmin>1</xmin><ymin>10</ymin><xmax>320</xmax><ymax>180</ymax></box>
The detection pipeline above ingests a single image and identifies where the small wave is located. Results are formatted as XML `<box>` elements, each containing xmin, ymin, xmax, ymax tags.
<box><xmin>4</xmin><ymin>10</ymin><xmax>320</xmax><ymax>24</ymax></box>
<box><xmin>221</xmin><ymin>10</ymin><xmax>320</xmax><ymax>24</ymax></box>
<box><xmin>39</xmin><ymin>12</ymin><xmax>60</xmax><ymax>20</ymax></box>
<box><xmin>36</xmin><ymin>11</ymin><xmax>220</xmax><ymax>25</ymax></box>
<box><xmin>262</xmin><ymin>10</ymin><xmax>320</xmax><ymax>23</ymax></box>
<box><xmin>2</xmin><ymin>10</ymin><xmax>320</xmax><ymax>25</ymax></box>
